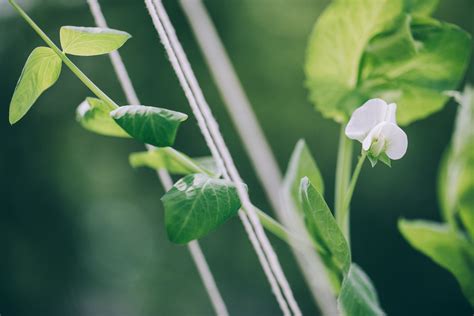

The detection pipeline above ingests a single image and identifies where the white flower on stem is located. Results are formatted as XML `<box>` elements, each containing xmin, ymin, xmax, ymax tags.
<box><xmin>345</xmin><ymin>98</ymin><xmax>408</xmax><ymax>161</ymax></box>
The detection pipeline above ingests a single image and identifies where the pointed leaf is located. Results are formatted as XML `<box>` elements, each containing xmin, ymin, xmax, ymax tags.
<box><xmin>129</xmin><ymin>148</ymin><xmax>215</xmax><ymax>176</ymax></box>
<box><xmin>161</xmin><ymin>174</ymin><xmax>241</xmax><ymax>243</ymax></box>
<box><xmin>338</xmin><ymin>263</ymin><xmax>385</xmax><ymax>316</ymax></box>
<box><xmin>60</xmin><ymin>26</ymin><xmax>131</xmax><ymax>56</ymax></box>
<box><xmin>283</xmin><ymin>139</ymin><xmax>325</xmax><ymax>200</ymax></box>
<box><xmin>9</xmin><ymin>47</ymin><xmax>62</xmax><ymax>124</ymax></box>
<box><xmin>399</xmin><ymin>219</ymin><xmax>474</xmax><ymax>306</ymax></box>
<box><xmin>111</xmin><ymin>105</ymin><xmax>187</xmax><ymax>147</ymax></box>
<box><xmin>300</xmin><ymin>177</ymin><xmax>351</xmax><ymax>274</ymax></box>
<box><xmin>76</xmin><ymin>98</ymin><xmax>130</xmax><ymax>138</ymax></box>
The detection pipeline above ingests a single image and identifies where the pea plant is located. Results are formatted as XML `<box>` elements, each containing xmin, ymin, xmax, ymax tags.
<box><xmin>5</xmin><ymin>0</ymin><xmax>473</xmax><ymax>314</ymax></box>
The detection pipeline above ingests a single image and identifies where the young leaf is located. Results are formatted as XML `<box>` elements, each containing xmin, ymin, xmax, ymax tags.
<box><xmin>129</xmin><ymin>147</ymin><xmax>215</xmax><ymax>176</ymax></box>
<box><xmin>360</xmin><ymin>17</ymin><xmax>471</xmax><ymax>124</ymax></box>
<box><xmin>305</xmin><ymin>0</ymin><xmax>471</xmax><ymax>125</ymax></box>
<box><xmin>399</xmin><ymin>219</ymin><xmax>474</xmax><ymax>306</ymax></box>
<box><xmin>283</xmin><ymin>139</ymin><xmax>325</xmax><ymax>200</ymax></box>
<box><xmin>110</xmin><ymin>105</ymin><xmax>188</xmax><ymax>147</ymax></box>
<box><xmin>60</xmin><ymin>26</ymin><xmax>131</xmax><ymax>56</ymax></box>
<box><xmin>9</xmin><ymin>47</ymin><xmax>62</xmax><ymax>124</ymax></box>
<box><xmin>305</xmin><ymin>0</ymin><xmax>403</xmax><ymax>122</ymax></box>
<box><xmin>338</xmin><ymin>264</ymin><xmax>385</xmax><ymax>316</ymax></box>
<box><xmin>76</xmin><ymin>97</ymin><xmax>130</xmax><ymax>138</ymax></box>
<box><xmin>161</xmin><ymin>174</ymin><xmax>241</xmax><ymax>244</ymax></box>
<box><xmin>300</xmin><ymin>177</ymin><xmax>351</xmax><ymax>274</ymax></box>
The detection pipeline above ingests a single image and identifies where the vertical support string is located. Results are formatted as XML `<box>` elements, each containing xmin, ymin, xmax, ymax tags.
<box><xmin>178</xmin><ymin>1</ymin><xmax>338</xmax><ymax>315</ymax></box>
<box><xmin>86</xmin><ymin>1</ymin><xmax>228</xmax><ymax>315</ymax></box>
<box><xmin>145</xmin><ymin>0</ymin><xmax>302</xmax><ymax>314</ymax></box>
<box><xmin>143</xmin><ymin>1</ymin><xmax>292</xmax><ymax>314</ymax></box>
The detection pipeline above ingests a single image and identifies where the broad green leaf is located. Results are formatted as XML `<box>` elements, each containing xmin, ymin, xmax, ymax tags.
<box><xmin>399</xmin><ymin>219</ymin><xmax>474</xmax><ymax>306</ymax></box>
<box><xmin>338</xmin><ymin>263</ymin><xmax>385</xmax><ymax>316</ymax></box>
<box><xmin>161</xmin><ymin>173</ymin><xmax>241</xmax><ymax>243</ymax></box>
<box><xmin>76</xmin><ymin>97</ymin><xmax>130</xmax><ymax>138</ymax></box>
<box><xmin>305</xmin><ymin>0</ymin><xmax>403</xmax><ymax>123</ymax></box>
<box><xmin>405</xmin><ymin>0</ymin><xmax>439</xmax><ymax>15</ymax></box>
<box><xmin>9</xmin><ymin>47</ymin><xmax>62</xmax><ymax>124</ymax></box>
<box><xmin>360</xmin><ymin>17</ymin><xmax>471</xmax><ymax>124</ymax></box>
<box><xmin>111</xmin><ymin>105</ymin><xmax>188</xmax><ymax>147</ymax></box>
<box><xmin>300</xmin><ymin>177</ymin><xmax>351</xmax><ymax>274</ymax></box>
<box><xmin>129</xmin><ymin>148</ymin><xmax>216</xmax><ymax>176</ymax></box>
<box><xmin>305</xmin><ymin>0</ymin><xmax>470</xmax><ymax>125</ymax></box>
<box><xmin>283</xmin><ymin>139</ymin><xmax>324</xmax><ymax>200</ymax></box>
<box><xmin>60</xmin><ymin>26</ymin><xmax>131</xmax><ymax>56</ymax></box>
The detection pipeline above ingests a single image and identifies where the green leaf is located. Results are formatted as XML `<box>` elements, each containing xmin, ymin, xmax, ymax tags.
<box><xmin>305</xmin><ymin>0</ymin><xmax>471</xmax><ymax>125</ymax></box>
<box><xmin>129</xmin><ymin>148</ymin><xmax>216</xmax><ymax>176</ymax></box>
<box><xmin>405</xmin><ymin>0</ymin><xmax>439</xmax><ymax>15</ymax></box>
<box><xmin>60</xmin><ymin>26</ymin><xmax>131</xmax><ymax>56</ymax></box>
<box><xmin>283</xmin><ymin>139</ymin><xmax>325</xmax><ymax>200</ymax></box>
<box><xmin>360</xmin><ymin>17</ymin><xmax>471</xmax><ymax>124</ymax></box>
<box><xmin>438</xmin><ymin>86</ymin><xmax>474</xmax><ymax>224</ymax></box>
<box><xmin>460</xmin><ymin>207</ymin><xmax>474</xmax><ymax>240</ymax></box>
<box><xmin>9</xmin><ymin>47</ymin><xmax>62</xmax><ymax>124</ymax></box>
<box><xmin>399</xmin><ymin>219</ymin><xmax>474</xmax><ymax>306</ymax></box>
<box><xmin>111</xmin><ymin>105</ymin><xmax>188</xmax><ymax>147</ymax></box>
<box><xmin>161</xmin><ymin>173</ymin><xmax>241</xmax><ymax>243</ymax></box>
<box><xmin>338</xmin><ymin>263</ymin><xmax>385</xmax><ymax>316</ymax></box>
<box><xmin>300</xmin><ymin>177</ymin><xmax>351</xmax><ymax>274</ymax></box>
<box><xmin>305</xmin><ymin>0</ymin><xmax>403</xmax><ymax>123</ymax></box>
<box><xmin>76</xmin><ymin>97</ymin><xmax>130</xmax><ymax>138</ymax></box>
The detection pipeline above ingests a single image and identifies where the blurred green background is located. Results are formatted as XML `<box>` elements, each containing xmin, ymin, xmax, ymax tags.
<box><xmin>0</xmin><ymin>0</ymin><xmax>473</xmax><ymax>315</ymax></box>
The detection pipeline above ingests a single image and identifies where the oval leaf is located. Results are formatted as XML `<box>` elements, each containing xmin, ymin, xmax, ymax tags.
<box><xmin>76</xmin><ymin>98</ymin><xmax>130</xmax><ymax>138</ymax></box>
<box><xmin>399</xmin><ymin>220</ymin><xmax>474</xmax><ymax>306</ymax></box>
<box><xmin>60</xmin><ymin>26</ymin><xmax>131</xmax><ymax>56</ymax></box>
<box><xmin>129</xmin><ymin>147</ymin><xmax>215</xmax><ymax>176</ymax></box>
<box><xmin>9</xmin><ymin>47</ymin><xmax>62</xmax><ymax>124</ymax></box>
<box><xmin>111</xmin><ymin>105</ymin><xmax>188</xmax><ymax>147</ymax></box>
<box><xmin>300</xmin><ymin>177</ymin><xmax>351</xmax><ymax>274</ymax></box>
<box><xmin>338</xmin><ymin>264</ymin><xmax>385</xmax><ymax>316</ymax></box>
<box><xmin>161</xmin><ymin>174</ymin><xmax>241</xmax><ymax>244</ymax></box>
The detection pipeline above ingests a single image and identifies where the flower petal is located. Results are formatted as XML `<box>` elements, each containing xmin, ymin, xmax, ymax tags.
<box><xmin>386</xmin><ymin>103</ymin><xmax>397</xmax><ymax>124</ymax></box>
<box><xmin>362</xmin><ymin>122</ymin><xmax>384</xmax><ymax>151</ymax></box>
<box><xmin>380</xmin><ymin>123</ymin><xmax>408</xmax><ymax>160</ymax></box>
<box><xmin>345</xmin><ymin>98</ymin><xmax>388</xmax><ymax>142</ymax></box>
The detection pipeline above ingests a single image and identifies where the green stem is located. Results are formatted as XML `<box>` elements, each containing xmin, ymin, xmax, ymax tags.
<box><xmin>334</xmin><ymin>124</ymin><xmax>353</xmax><ymax>243</ymax></box>
<box><xmin>8</xmin><ymin>0</ymin><xmax>119</xmax><ymax>110</ymax></box>
<box><xmin>339</xmin><ymin>151</ymin><xmax>367</xmax><ymax>238</ymax></box>
<box><xmin>163</xmin><ymin>147</ymin><xmax>213</xmax><ymax>176</ymax></box>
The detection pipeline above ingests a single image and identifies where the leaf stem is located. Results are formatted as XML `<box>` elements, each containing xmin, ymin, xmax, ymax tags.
<box><xmin>334</xmin><ymin>124</ymin><xmax>353</xmax><ymax>243</ymax></box>
<box><xmin>8</xmin><ymin>0</ymin><xmax>119</xmax><ymax>110</ymax></box>
<box><xmin>339</xmin><ymin>151</ymin><xmax>367</xmax><ymax>243</ymax></box>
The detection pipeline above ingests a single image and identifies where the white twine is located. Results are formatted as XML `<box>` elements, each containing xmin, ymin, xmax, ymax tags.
<box><xmin>178</xmin><ymin>1</ymin><xmax>338</xmax><ymax>315</ymax></box>
<box><xmin>145</xmin><ymin>0</ymin><xmax>302</xmax><ymax>314</ymax></box>
<box><xmin>86</xmin><ymin>1</ymin><xmax>229</xmax><ymax>315</ymax></box>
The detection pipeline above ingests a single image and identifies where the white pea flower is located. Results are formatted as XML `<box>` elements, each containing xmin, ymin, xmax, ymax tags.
<box><xmin>345</xmin><ymin>98</ymin><xmax>408</xmax><ymax>160</ymax></box>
